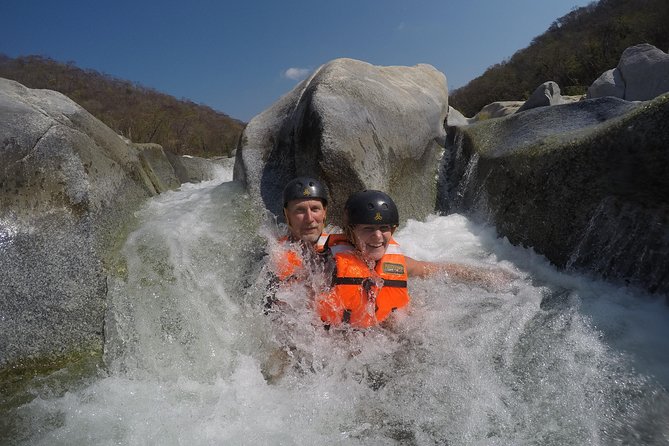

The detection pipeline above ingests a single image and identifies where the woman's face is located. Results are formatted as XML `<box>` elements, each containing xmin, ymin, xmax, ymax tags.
<box><xmin>351</xmin><ymin>224</ymin><xmax>394</xmax><ymax>262</ymax></box>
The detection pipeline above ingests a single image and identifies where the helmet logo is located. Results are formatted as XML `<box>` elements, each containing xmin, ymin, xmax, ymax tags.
<box><xmin>302</xmin><ymin>188</ymin><xmax>311</xmax><ymax>196</ymax></box>
<box><xmin>374</xmin><ymin>212</ymin><xmax>383</xmax><ymax>221</ymax></box>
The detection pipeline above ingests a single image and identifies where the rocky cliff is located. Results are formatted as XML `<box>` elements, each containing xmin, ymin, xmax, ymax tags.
<box><xmin>0</xmin><ymin>78</ymin><xmax>225</xmax><ymax>380</ymax></box>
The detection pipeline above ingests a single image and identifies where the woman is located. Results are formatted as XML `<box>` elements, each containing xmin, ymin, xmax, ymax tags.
<box><xmin>318</xmin><ymin>190</ymin><xmax>514</xmax><ymax>329</ymax></box>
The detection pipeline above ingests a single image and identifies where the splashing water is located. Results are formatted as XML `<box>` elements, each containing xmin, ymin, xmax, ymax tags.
<box><xmin>5</xmin><ymin>170</ymin><xmax>669</xmax><ymax>445</ymax></box>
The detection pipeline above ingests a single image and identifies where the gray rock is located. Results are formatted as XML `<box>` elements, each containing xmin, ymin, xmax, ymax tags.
<box><xmin>588</xmin><ymin>68</ymin><xmax>625</xmax><ymax>99</ymax></box>
<box><xmin>136</xmin><ymin>143</ymin><xmax>181</xmax><ymax>192</ymax></box>
<box><xmin>474</xmin><ymin>101</ymin><xmax>525</xmax><ymax>121</ymax></box>
<box><xmin>173</xmin><ymin>154</ymin><xmax>234</xmax><ymax>183</ymax></box>
<box><xmin>587</xmin><ymin>44</ymin><xmax>669</xmax><ymax>101</ymax></box>
<box><xmin>234</xmin><ymin>58</ymin><xmax>449</xmax><ymax>223</ymax></box>
<box><xmin>442</xmin><ymin>94</ymin><xmax>669</xmax><ymax>295</ymax></box>
<box><xmin>447</xmin><ymin>106</ymin><xmax>473</xmax><ymax>127</ymax></box>
<box><xmin>516</xmin><ymin>81</ymin><xmax>563</xmax><ymax>113</ymax></box>
<box><xmin>472</xmin><ymin>97</ymin><xmax>581</xmax><ymax>123</ymax></box>
<box><xmin>619</xmin><ymin>43</ymin><xmax>669</xmax><ymax>101</ymax></box>
<box><xmin>560</xmin><ymin>95</ymin><xmax>584</xmax><ymax>104</ymax></box>
<box><xmin>0</xmin><ymin>78</ymin><xmax>152</xmax><ymax>371</ymax></box>
<box><xmin>0</xmin><ymin>78</ymin><xmax>226</xmax><ymax>375</ymax></box>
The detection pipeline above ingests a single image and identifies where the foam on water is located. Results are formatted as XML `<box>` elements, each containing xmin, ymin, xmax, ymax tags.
<box><xmin>9</xmin><ymin>177</ymin><xmax>669</xmax><ymax>445</ymax></box>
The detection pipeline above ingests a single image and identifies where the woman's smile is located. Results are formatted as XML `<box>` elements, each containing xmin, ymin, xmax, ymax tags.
<box><xmin>352</xmin><ymin>225</ymin><xmax>394</xmax><ymax>261</ymax></box>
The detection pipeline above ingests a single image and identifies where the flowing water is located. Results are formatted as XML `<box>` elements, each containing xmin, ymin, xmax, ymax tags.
<box><xmin>5</xmin><ymin>166</ymin><xmax>669</xmax><ymax>445</ymax></box>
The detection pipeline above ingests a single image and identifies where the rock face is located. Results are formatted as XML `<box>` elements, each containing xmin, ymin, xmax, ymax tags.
<box><xmin>474</xmin><ymin>101</ymin><xmax>524</xmax><ymax>120</ymax></box>
<box><xmin>136</xmin><ymin>143</ymin><xmax>182</xmax><ymax>192</ymax></box>
<box><xmin>168</xmin><ymin>153</ymin><xmax>235</xmax><ymax>183</ymax></box>
<box><xmin>588</xmin><ymin>43</ymin><xmax>669</xmax><ymax>101</ymax></box>
<box><xmin>447</xmin><ymin>106</ymin><xmax>473</xmax><ymax>127</ymax></box>
<box><xmin>234</xmin><ymin>58</ymin><xmax>449</xmax><ymax>223</ymax></box>
<box><xmin>0</xmin><ymin>78</ymin><xmax>221</xmax><ymax>375</ymax></box>
<box><xmin>466</xmin><ymin>92</ymin><xmax>581</xmax><ymax>124</ymax></box>
<box><xmin>442</xmin><ymin>94</ymin><xmax>669</xmax><ymax>295</ymax></box>
<box><xmin>516</xmin><ymin>81</ymin><xmax>564</xmax><ymax>113</ymax></box>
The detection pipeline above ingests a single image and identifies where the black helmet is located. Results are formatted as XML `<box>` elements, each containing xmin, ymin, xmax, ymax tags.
<box><xmin>344</xmin><ymin>190</ymin><xmax>399</xmax><ymax>226</ymax></box>
<box><xmin>282</xmin><ymin>176</ymin><xmax>328</xmax><ymax>207</ymax></box>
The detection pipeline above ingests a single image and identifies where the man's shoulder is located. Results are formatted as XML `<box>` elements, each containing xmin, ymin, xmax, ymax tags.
<box><xmin>323</xmin><ymin>234</ymin><xmax>355</xmax><ymax>257</ymax></box>
<box><xmin>315</xmin><ymin>225</ymin><xmax>343</xmax><ymax>253</ymax></box>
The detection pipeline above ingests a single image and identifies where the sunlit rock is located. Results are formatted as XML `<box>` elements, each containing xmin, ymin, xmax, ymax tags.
<box><xmin>587</xmin><ymin>43</ymin><xmax>669</xmax><ymax>101</ymax></box>
<box><xmin>136</xmin><ymin>143</ymin><xmax>181</xmax><ymax>192</ymax></box>
<box><xmin>0</xmin><ymin>78</ymin><xmax>151</xmax><ymax>373</ymax></box>
<box><xmin>516</xmin><ymin>81</ymin><xmax>564</xmax><ymax>113</ymax></box>
<box><xmin>0</xmin><ymin>78</ymin><xmax>223</xmax><ymax>376</ymax></box>
<box><xmin>588</xmin><ymin>68</ymin><xmax>625</xmax><ymax>99</ymax></box>
<box><xmin>469</xmin><ymin>95</ymin><xmax>582</xmax><ymax>124</ymax></box>
<box><xmin>442</xmin><ymin>93</ymin><xmax>669</xmax><ymax>295</ymax></box>
<box><xmin>446</xmin><ymin>106</ymin><xmax>474</xmax><ymax>126</ymax></box>
<box><xmin>167</xmin><ymin>152</ymin><xmax>234</xmax><ymax>184</ymax></box>
<box><xmin>474</xmin><ymin>101</ymin><xmax>525</xmax><ymax>121</ymax></box>
<box><xmin>234</xmin><ymin>58</ymin><xmax>449</xmax><ymax>223</ymax></box>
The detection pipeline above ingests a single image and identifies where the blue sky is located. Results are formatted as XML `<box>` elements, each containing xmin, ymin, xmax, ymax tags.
<box><xmin>2</xmin><ymin>0</ymin><xmax>593</xmax><ymax>122</ymax></box>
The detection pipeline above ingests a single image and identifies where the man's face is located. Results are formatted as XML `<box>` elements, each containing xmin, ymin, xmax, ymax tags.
<box><xmin>284</xmin><ymin>199</ymin><xmax>327</xmax><ymax>244</ymax></box>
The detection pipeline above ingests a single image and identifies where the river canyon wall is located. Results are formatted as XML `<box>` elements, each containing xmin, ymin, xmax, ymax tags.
<box><xmin>0</xmin><ymin>77</ymin><xmax>229</xmax><ymax>381</ymax></box>
<box><xmin>442</xmin><ymin>94</ymin><xmax>669</xmax><ymax>294</ymax></box>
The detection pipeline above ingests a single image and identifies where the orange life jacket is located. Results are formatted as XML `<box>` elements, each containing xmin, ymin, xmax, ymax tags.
<box><xmin>274</xmin><ymin>233</ymin><xmax>329</xmax><ymax>281</ymax></box>
<box><xmin>318</xmin><ymin>234</ymin><xmax>410</xmax><ymax>328</ymax></box>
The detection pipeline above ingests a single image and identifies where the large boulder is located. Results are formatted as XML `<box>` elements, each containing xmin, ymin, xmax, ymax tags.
<box><xmin>0</xmin><ymin>78</ymin><xmax>222</xmax><ymax>378</ymax></box>
<box><xmin>468</xmin><ymin>93</ymin><xmax>582</xmax><ymax>125</ymax></box>
<box><xmin>0</xmin><ymin>78</ymin><xmax>151</xmax><ymax>376</ymax></box>
<box><xmin>442</xmin><ymin>94</ymin><xmax>669</xmax><ymax>295</ymax></box>
<box><xmin>516</xmin><ymin>81</ymin><xmax>564</xmax><ymax>113</ymax></box>
<box><xmin>234</xmin><ymin>58</ymin><xmax>449</xmax><ymax>223</ymax></box>
<box><xmin>167</xmin><ymin>152</ymin><xmax>235</xmax><ymax>183</ymax></box>
<box><xmin>447</xmin><ymin>106</ymin><xmax>473</xmax><ymax>127</ymax></box>
<box><xmin>588</xmin><ymin>43</ymin><xmax>669</xmax><ymax>101</ymax></box>
<box><xmin>588</xmin><ymin>68</ymin><xmax>625</xmax><ymax>99</ymax></box>
<box><xmin>473</xmin><ymin>101</ymin><xmax>525</xmax><ymax>121</ymax></box>
<box><xmin>136</xmin><ymin>143</ymin><xmax>181</xmax><ymax>192</ymax></box>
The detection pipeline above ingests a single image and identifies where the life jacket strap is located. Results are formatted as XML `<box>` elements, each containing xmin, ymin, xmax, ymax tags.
<box><xmin>333</xmin><ymin>277</ymin><xmax>365</xmax><ymax>285</ymax></box>
<box><xmin>333</xmin><ymin>277</ymin><xmax>407</xmax><ymax>287</ymax></box>
<box><xmin>382</xmin><ymin>279</ymin><xmax>408</xmax><ymax>287</ymax></box>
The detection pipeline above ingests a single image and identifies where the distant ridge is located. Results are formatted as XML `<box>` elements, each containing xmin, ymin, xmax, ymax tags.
<box><xmin>449</xmin><ymin>0</ymin><xmax>669</xmax><ymax>117</ymax></box>
<box><xmin>0</xmin><ymin>54</ymin><xmax>245</xmax><ymax>157</ymax></box>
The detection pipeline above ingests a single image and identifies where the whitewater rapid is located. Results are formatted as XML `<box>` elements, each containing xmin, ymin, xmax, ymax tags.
<box><xmin>7</xmin><ymin>168</ymin><xmax>669</xmax><ymax>445</ymax></box>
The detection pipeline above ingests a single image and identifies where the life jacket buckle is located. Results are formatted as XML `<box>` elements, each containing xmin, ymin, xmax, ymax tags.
<box><xmin>362</xmin><ymin>278</ymin><xmax>376</xmax><ymax>301</ymax></box>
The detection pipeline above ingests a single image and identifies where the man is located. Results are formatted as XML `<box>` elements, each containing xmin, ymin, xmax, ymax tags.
<box><xmin>267</xmin><ymin>176</ymin><xmax>331</xmax><ymax>288</ymax></box>
<box><xmin>261</xmin><ymin>177</ymin><xmax>333</xmax><ymax>382</ymax></box>
<box><xmin>281</xmin><ymin>176</ymin><xmax>329</xmax><ymax>250</ymax></box>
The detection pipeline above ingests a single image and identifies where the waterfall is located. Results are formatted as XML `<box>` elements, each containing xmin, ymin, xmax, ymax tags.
<box><xmin>442</xmin><ymin>128</ymin><xmax>486</xmax><ymax>214</ymax></box>
<box><xmin>5</xmin><ymin>168</ymin><xmax>669</xmax><ymax>445</ymax></box>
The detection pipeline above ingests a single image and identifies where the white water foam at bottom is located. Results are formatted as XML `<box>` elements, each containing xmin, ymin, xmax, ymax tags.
<box><xmin>12</xmin><ymin>180</ymin><xmax>669</xmax><ymax>445</ymax></box>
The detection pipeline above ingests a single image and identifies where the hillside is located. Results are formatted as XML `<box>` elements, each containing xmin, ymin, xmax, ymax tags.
<box><xmin>0</xmin><ymin>54</ymin><xmax>245</xmax><ymax>157</ymax></box>
<box><xmin>449</xmin><ymin>0</ymin><xmax>669</xmax><ymax>117</ymax></box>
